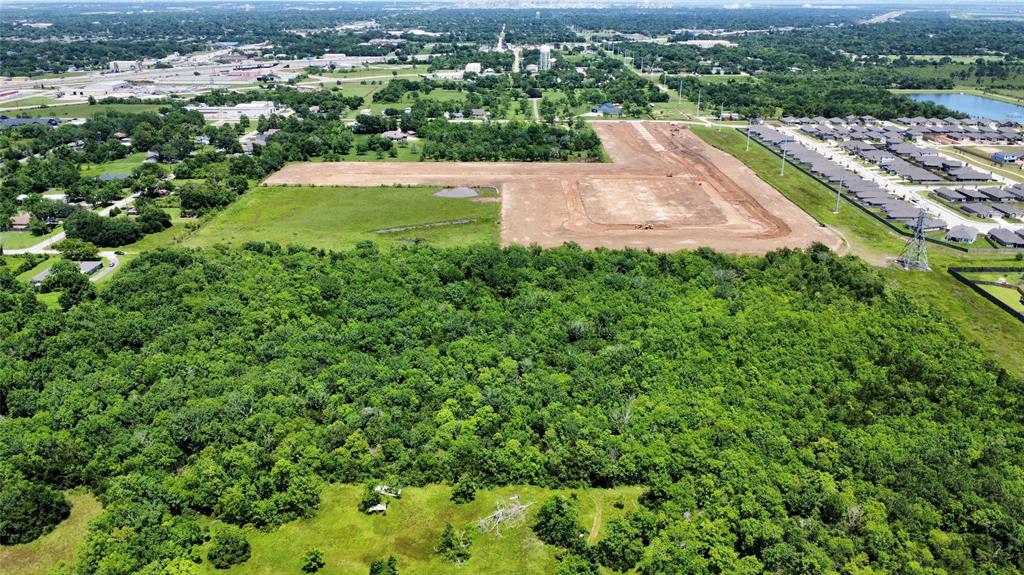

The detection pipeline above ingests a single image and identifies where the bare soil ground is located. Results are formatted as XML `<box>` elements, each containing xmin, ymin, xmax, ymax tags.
<box><xmin>264</xmin><ymin>121</ymin><xmax>841</xmax><ymax>254</ymax></box>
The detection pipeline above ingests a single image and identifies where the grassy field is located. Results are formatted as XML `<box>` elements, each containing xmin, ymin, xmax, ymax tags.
<box><xmin>692</xmin><ymin>125</ymin><xmax>1024</xmax><ymax>378</ymax></box>
<box><xmin>0</xmin><ymin>95</ymin><xmax>56</xmax><ymax>109</ymax></box>
<box><xmin>0</xmin><ymin>491</ymin><xmax>102</xmax><ymax>575</ymax></box>
<box><xmin>976</xmin><ymin>283</ymin><xmax>1024</xmax><ymax>311</ymax></box>
<box><xmin>80</xmin><ymin>152</ymin><xmax>147</xmax><ymax>177</ymax></box>
<box><xmin>118</xmin><ymin>207</ymin><xmax>200</xmax><ymax>252</ymax></box>
<box><xmin>185</xmin><ymin>185</ymin><xmax>500</xmax><ymax>251</ymax></box>
<box><xmin>197</xmin><ymin>484</ymin><xmax>641</xmax><ymax>575</ymax></box>
<box><xmin>320</xmin><ymin>64</ymin><xmax>431</xmax><ymax>79</ymax></box>
<box><xmin>959</xmin><ymin>271</ymin><xmax>1024</xmax><ymax>312</ymax></box>
<box><xmin>7</xmin><ymin>102</ymin><xmax>164</xmax><ymax>118</ymax></box>
<box><xmin>0</xmin><ymin>230</ymin><xmax>50</xmax><ymax>250</ymax></box>
<box><xmin>892</xmin><ymin>64</ymin><xmax>1024</xmax><ymax>89</ymax></box>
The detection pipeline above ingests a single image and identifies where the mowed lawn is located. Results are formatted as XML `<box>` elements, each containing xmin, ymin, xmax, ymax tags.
<box><xmin>8</xmin><ymin>102</ymin><xmax>163</xmax><ymax>118</ymax></box>
<box><xmin>197</xmin><ymin>484</ymin><xmax>642</xmax><ymax>575</ymax></box>
<box><xmin>185</xmin><ymin>185</ymin><xmax>500</xmax><ymax>250</ymax></box>
<box><xmin>80</xmin><ymin>152</ymin><xmax>148</xmax><ymax>177</ymax></box>
<box><xmin>0</xmin><ymin>230</ymin><xmax>50</xmax><ymax>250</ymax></box>
<box><xmin>0</xmin><ymin>491</ymin><xmax>102</xmax><ymax>575</ymax></box>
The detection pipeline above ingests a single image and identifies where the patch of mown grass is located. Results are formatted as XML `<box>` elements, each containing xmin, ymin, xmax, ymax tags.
<box><xmin>9</xmin><ymin>103</ymin><xmax>163</xmax><ymax>118</ymax></box>
<box><xmin>80</xmin><ymin>152</ymin><xmax>148</xmax><ymax>177</ymax></box>
<box><xmin>184</xmin><ymin>185</ymin><xmax>500</xmax><ymax>251</ymax></box>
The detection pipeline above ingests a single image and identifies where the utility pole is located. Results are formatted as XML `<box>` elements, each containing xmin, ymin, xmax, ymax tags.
<box><xmin>745</xmin><ymin>118</ymin><xmax>751</xmax><ymax>151</ymax></box>
<box><xmin>718</xmin><ymin>103</ymin><xmax>723</xmax><ymax>131</ymax></box>
<box><xmin>696</xmin><ymin>89</ymin><xmax>701</xmax><ymax>115</ymax></box>
<box><xmin>780</xmin><ymin>148</ymin><xmax>787</xmax><ymax>176</ymax></box>
<box><xmin>834</xmin><ymin>175</ymin><xmax>844</xmax><ymax>214</ymax></box>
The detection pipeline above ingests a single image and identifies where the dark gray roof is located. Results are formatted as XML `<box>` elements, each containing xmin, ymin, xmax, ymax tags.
<box><xmin>97</xmin><ymin>173</ymin><xmax>130</xmax><ymax>181</ymax></box>
<box><xmin>946</xmin><ymin>225</ymin><xmax>978</xmax><ymax>242</ymax></box>
<box><xmin>0</xmin><ymin>116</ymin><xmax>60</xmax><ymax>130</ymax></box>
<box><xmin>988</xmin><ymin>228</ymin><xmax>1024</xmax><ymax>247</ymax></box>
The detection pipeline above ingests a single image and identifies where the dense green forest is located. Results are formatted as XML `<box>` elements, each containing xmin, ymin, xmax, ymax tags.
<box><xmin>664</xmin><ymin>72</ymin><xmax>963</xmax><ymax>120</ymax></box>
<box><xmin>1</xmin><ymin>243</ymin><xmax>1022</xmax><ymax>574</ymax></box>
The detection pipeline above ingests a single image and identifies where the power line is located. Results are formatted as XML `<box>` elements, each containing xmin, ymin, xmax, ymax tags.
<box><xmin>896</xmin><ymin>211</ymin><xmax>930</xmax><ymax>271</ymax></box>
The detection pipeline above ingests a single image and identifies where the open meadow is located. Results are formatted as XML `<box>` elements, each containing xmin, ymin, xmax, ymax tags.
<box><xmin>184</xmin><ymin>185</ymin><xmax>500</xmax><ymax>250</ymax></box>
<box><xmin>197</xmin><ymin>485</ymin><xmax>641</xmax><ymax>575</ymax></box>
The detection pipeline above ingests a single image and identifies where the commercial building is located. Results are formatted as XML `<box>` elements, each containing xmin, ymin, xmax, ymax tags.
<box><xmin>79</xmin><ymin>80</ymin><xmax>131</xmax><ymax>97</ymax></box>
<box><xmin>187</xmin><ymin>101</ymin><xmax>280</xmax><ymax>122</ymax></box>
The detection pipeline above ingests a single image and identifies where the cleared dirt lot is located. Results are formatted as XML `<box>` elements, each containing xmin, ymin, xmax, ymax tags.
<box><xmin>264</xmin><ymin>121</ymin><xmax>841</xmax><ymax>254</ymax></box>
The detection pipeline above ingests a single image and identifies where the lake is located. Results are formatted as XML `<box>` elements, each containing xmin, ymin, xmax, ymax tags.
<box><xmin>906</xmin><ymin>92</ymin><xmax>1024</xmax><ymax>122</ymax></box>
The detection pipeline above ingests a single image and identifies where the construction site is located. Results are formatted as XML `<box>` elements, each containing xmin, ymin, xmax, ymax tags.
<box><xmin>264</xmin><ymin>121</ymin><xmax>842</xmax><ymax>254</ymax></box>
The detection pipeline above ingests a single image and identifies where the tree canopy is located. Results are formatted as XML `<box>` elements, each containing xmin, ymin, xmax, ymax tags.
<box><xmin>0</xmin><ymin>243</ymin><xmax>1022</xmax><ymax>574</ymax></box>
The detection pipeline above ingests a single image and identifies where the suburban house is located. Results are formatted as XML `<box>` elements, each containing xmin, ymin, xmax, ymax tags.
<box><xmin>961</xmin><ymin>203</ymin><xmax>996</xmax><ymax>218</ymax></box>
<box><xmin>988</xmin><ymin>228</ymin><xmax>1024</xmax><ymax>247</ymax></box>
<box><xmin>30</xmin><ymin>260</ymin><xmax>104</xmax><ymax>288</ymax></box>
<box><xmin>992</xmin><ymin>151</ymin><xmax>1021</xmax><ymax>164</ymax></box>
<box><xmin>946</xmin><ymin>225</ymin><xmax>978</xmax><ymax>243</ymax></box>
<box><xmin>934</xmin><ymin>188</ymin><xmax>966</xmax><ymax>202</ymax></box>
<box><xmin>9</xmin><ymin>211</ymin><xmax>31</xmax><ymax>231</ymax></box>
<box><xmin>595</xmin><ymin>103</ymin><xmax>622</xmax><ymax>117</ymax></box>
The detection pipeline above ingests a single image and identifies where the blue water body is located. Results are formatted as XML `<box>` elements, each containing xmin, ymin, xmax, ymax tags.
<box><xmin>906</xmin><ymin>92</ymin><xmax>1024</xmax><ymax>122</ymax></box>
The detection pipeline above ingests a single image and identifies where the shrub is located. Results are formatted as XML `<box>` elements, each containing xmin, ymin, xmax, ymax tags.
<box><xmin>301</xmin><ymin>548</ymin><xmax>325</xmax><ymax>573</ymax></box>
<box><xmin>532</xmin><ymin>496</ymin><xmax>584</xmax><ymax>550</ymax></box>
<box><xmin>434</xmin><ymin>523</ymin><xmax>471</xmax><ymax>564</ymax></box>
<box><xmin>0</xmin><ymin>470</ymin><xmax>71</xmax><ymax>545</ymax></box>
<box><xmin>450</xmin><ymin>478</ymin><xmax>477</xmax><ymax>504</ymax></box>
<box><xmin>207</xmin><ymin>525</ymin><xmax>251</xmax><ymax>569</ymax></box>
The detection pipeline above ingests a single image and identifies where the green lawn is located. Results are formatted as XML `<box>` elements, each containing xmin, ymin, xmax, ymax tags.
<box><xmin>330</xmin><ymin>137</ymin><xmax>424</xmax><ymax>162</ymax></box>
<box><xmin>976</xmin><ymin>283</ymin><xmax>1024</xmax><ymax>312</ymax></box>
<box><xmin>321</xmin><ymin>64</ymin><xmax>431</xmax><ymax>79</ymax></box>
<box><xmin>0</xmin><ymin>229</ymin><xmax>55</xmax><ymax>250</ymax></box>
<box><xmin>892</xmin><ymin>64</ymin><xmax>1024</xmax><ymax>89</ymax></box>
<box><xmin>692</xmin><ymin>125</ymin><xmax>1024</xmax><ymax>378</ymax></box>
<box><xmin>7</xmin><ymin>103</ymin><xmax>164</xmax><ymax>118</ymax></box>
<box><xmin>0</xmin><ymin>95</ymin><xmax>55</xmax><ymax>109</ymax></box>
<box><xmin>15</xmin><ymin>257</ymin><xmax>58</xmax><ymax>283</ymax></box>
<box><xmin>959</xmin><ymin>271</ymin><xmax>1024</xmax><ymax>312</ymax></box>
<box><xmin>0</xmin><ymin>491</ymin><xmax>102</xmax><ymax>575</ymax></box>
<box><xmin>197</xmin><ymin>484</ymin><xmax>641</xmax><ymax>575</ymax></box>
<box><xmin>185</xmin><ymin>185</ymin><xmax>500</xmax><ymax>251</ymax></box>
<box><xmin>80</xmin><ymin>152</ymin><xmax>147</xmax><ymax>177</ymax></box>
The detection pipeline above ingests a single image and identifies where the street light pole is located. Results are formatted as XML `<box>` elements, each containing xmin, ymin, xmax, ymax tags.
<box><xmin>745</xmin><ymin>118</ymin><xmax>751</xmax><ymax>151</ymax></box>
<box><xmin>780</xmin><ymin>149</ymin><xmax>787</xmax><ymax>176</ymax></box>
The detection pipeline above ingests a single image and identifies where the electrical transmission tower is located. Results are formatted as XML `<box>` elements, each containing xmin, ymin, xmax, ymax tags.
<box><xmin>896</xmin><ymin>211</ymin><xmax>930</xmax><ymax>271</ymax></box>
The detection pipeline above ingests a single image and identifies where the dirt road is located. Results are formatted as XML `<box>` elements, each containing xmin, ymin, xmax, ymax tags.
<box><xmin>264</xmin><ymin>121</ymin><xmax>841</xmax><ymax>255</ymax></box>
